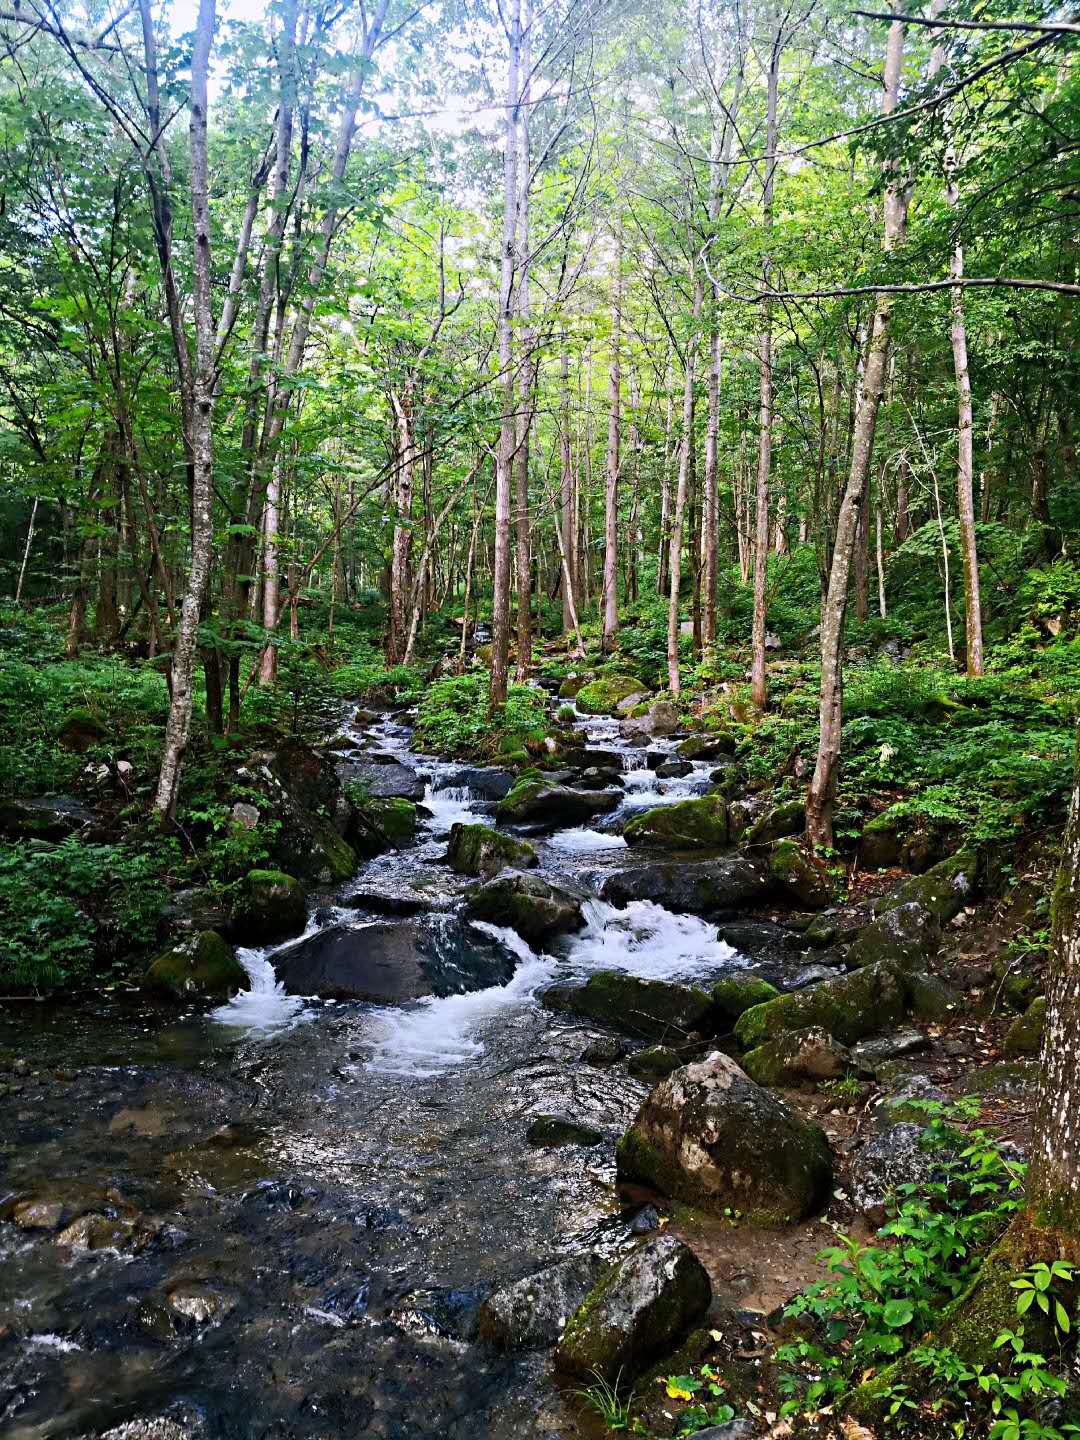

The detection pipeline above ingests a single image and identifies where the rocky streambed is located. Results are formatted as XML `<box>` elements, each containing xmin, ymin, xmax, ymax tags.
<box><xmin>0</xmin><ymin>693</ymin><xmax>1020</xmax><ymax>1440</ymax></box>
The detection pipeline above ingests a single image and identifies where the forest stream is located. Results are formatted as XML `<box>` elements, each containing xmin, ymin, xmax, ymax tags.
<box><xmin>0</xmin><ymin>697</ymin><xmax>766</xmax><ymax>1440</ymax></box>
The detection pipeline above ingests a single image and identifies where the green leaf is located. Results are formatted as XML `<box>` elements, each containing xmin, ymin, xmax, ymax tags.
<box><xmin>882</xmin><ymin>1299</ymin><xmax>915</xmax><ymax>1329</ymax></box>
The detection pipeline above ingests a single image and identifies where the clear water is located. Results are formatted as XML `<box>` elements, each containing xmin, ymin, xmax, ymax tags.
<box><xmin>0</xmin><ymin>701</ymin><xmax>753</xmax><ymax>1440</ymax></box>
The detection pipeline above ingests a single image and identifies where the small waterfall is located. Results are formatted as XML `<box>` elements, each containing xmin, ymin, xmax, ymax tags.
<box><xmin>422</xmin><ymin>781</ymin><xmax>489</xmax><ymax>833</ymax></box>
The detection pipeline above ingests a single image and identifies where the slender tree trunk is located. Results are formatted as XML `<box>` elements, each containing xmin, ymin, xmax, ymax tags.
<box><xmin>602</xmin><ymin>219</ymin><xmax>622</xmax><ymax>651</ymax></box>
<box><xmin>658</xmin><ymin>348</ymin><xmax>674</xmax><ymax>596</ymax></box>
<box><xmin>751</xmin><ymin>17</ymin><xmax>780</xmax><ymax>713</ymax></box>
<box><xmin>560</xmin><ymin>337</ymin><xmax>577</xmax><ymax>633</ymax></box>
<box><xmin>948</xmin><ymin>195</ymin><xmax>983</xmax><ymax>675</ymax></box>
<box><xmin>258</xmin><ymin>451</ymin><xmax>284</xmax><ymax>685</ymax></box>
<box><xmin>806</xmin><ymin>14</ymin><xmax>911</xmax><ymax>850</ymax></box>
<box><xmin>667</xmin><ymin>275</ymin><xmax>702</xmax><ymax>697</ymax></box>
<box><xmin>387</xmin><ymin>387</ymin><xmax>416</xmax><ymax>664</ymax></box>
<box><xmin>154</xmin><ymin>0</ymin><xmax>217</xmax><ymax>821</ymax></box>
<box><xmin>875</xmin><ymin>505</ymin><xmax>887</xmax><ymax>618</ymax></box>
<box><xmin>490</xmin><ymin>0</ymin><xmax>521</xmax><ymax>709</ymax></box>
<box><xmin>15</xmin><ymin>499</ymin><xmax>38</xmax><ymax>604</ymax></box>
<box><xmin>514</xmin><ymin>0</ymin><xmax>534</xmax><ymax>683</ymax></box>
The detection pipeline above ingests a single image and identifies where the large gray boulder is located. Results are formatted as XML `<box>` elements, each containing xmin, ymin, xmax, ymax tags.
<box><xmin>845</xmin><ymin>901</ymin><xmax>941</xmax><ymax>971</ymax></box>
<box><xmin>599</xmin><ymin>857</ymin><xmax>771</xmax><ymax>916</ymax></box>
<box><xmin>616</xmin><ymin>1053</ymin><xmax>832</xmax><ymax>1225</ymax></box>
<box><xmin>496</xmin><ymin>781</ymin><xmax>621</xmax><ymax>827</ymax></box>
<box><xmin>554</xmin><ymin>1235</ymin><xmax>711</xmax><ymax>1381</ymax></box>
<box><xmin>477</xmin><ymin>1253</ymin><xmax>610</xmax><ymax>1348</ymax></box>
<box><xmin>850</xmin><ymin>1123</ymin><xmax>935</xmax><ymax>1225</ymax></box>
<box><xmin>734</xmin><ymin>960</ymin><xmax>909</xmax><ymax>1049</ymax></box>
<box><xmin>273</xmin><ymin>918</ymin><xmax>516</xmax><ymax>1001</ymax></box>
<box><xmin>340</xmin><ymin>759</ymin><xmax>426</xmax><ymax>802</ymax></box>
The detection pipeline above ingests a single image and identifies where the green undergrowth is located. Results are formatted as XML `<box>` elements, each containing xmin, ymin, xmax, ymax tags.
<box><xmin>777</xmin><ymin>1099</ymin><xmax>1080</xmax><ymax>1438</ymax></box>
<box><xmin>413</xmin><ymin>673</ymin><xmax>550</xmax><ymax>760</ymax></box>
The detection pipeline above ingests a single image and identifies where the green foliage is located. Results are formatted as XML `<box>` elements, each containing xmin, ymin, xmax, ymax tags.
<box><xmin>660</xmin><ymin>1362</ymin><xmax>738</xmax><ymax>1434</ymax></box>
<box><xmin>0</xmin><ymin>835</ymin><xmax>176</xmax><ymax>992</ymax></box>
<box><xmin>573</xmin><ymin>1369</ymin><xmax>635</xmax><ymax>1431</ymax></box>
<box><xmin>413</xmin><ymin>674</ymin><xmax>548</xmax><ymax>759</ymax></box>
<box><xmin>774</xmin><ymin>1101</ymin><xmax>1080</xmax><ymax>1436</ymax></box>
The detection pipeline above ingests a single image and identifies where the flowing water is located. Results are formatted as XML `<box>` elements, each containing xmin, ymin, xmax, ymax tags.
<box><xmin>0</xmin><ymin>699</ymin><xmax>752</xmax><ymax>1440</ymax></box>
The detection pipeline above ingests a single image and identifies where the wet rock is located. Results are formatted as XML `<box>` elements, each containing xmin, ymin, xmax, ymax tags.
<box><xmin>231</xmin><ymin>870</ymin><xmax>307</xmax><ymax>945</ymax></box>
<box><xmin>259</xmin><ymin>737</ymin><xmax>359</xmax><ymax>882</ymax></box>
<box><xmin>577</xmin><ymin>765</ymin><xmax>623</xmax><ymax>790</ymax></box>
<box><xmin>526</xmin><ymin>1114</ymin><xmax>605</xmax><ymax>1147</ymax></box>
<box><xmin>624</xmin><ymin>794</ymin><xmax>729</xmax><ymax>850</ymax></box>
<box><xmin>676</xmin><ymin>733</ymin><xmax>736</xmax><ymax>761</ymax></box>
<box><xmin>851</xmin><ymin>1028</ymin><xmax>929</xmax><ymax>1071</ymax></box>
<box><xmin>851</xmin><ymin>1123</ymin><xmax>935</xmax><ymax>1224</ymax></box>
<box><xmin>446</xmin><ymin>822</ymin><xmax>537</xmax><ymax>880</ymax></box>
<box><xmin>845</xmin><ymin>901</ymin><xmax>941</xmax><ymax>972</ymax></box>
<box><xmin>346</xmin><ymin>796</ymin><xmax>418</xmax><ymax>859</ymax></box>
<box><xmin>496</xmin><ymin>781</ymin><xmax>621</xmax><ymax>827</ymax></box>
<box><xmin>1005</xmin><ymin>996</ymin><xmax>1046</xmax><ymax>1055</ymax></box>
<box><xmin>576</xmin><ymin>675</ymin><xmax>651</xmax><ymax>716</ymax></box>
<box><xmin>742</xmin><ymin>1027</ymin><xmax>855</xmax><ymax>1086</ymax></box>
<box><xmin>554</xmin><ymin>1234</ymin><xmax>711</xmax><ymax>1381</ymax></box>
<box><xmin>624</xmin><ymin>700</ymin><xmax>680</xmax><ymax>738</ymax></box>
<box><xmin>785</xmin><ymin>964</ymin><xmax>841</xmax><ymax>990</ymax></box>
<box><xmin>734</xmin><ymin>960</ymin><xmax>908</xmax><ymax>1050</ymax></box>
<box><xmin>629</xmin><ymin>1204</ymin><xmax>660</xmax><ymax>1235</ymax></box>
<box><xmin>599</xmin><ymin>856</ymin><xmax>771</xmax><ymax>917</ymax></box>
<box><xmin>768</xmin><ymin>840</ymin><xmax>831</xmax><ymax>908</ymax></box>
<box><xmin>654</xmin><ymin>758</ymin><xmax>693</xmax><ymax>780</ymax></box>
<box><xmin>7</xmin><ymin>1196</ymin><xmax>68</xmax><ymax>1230</ymax></box>
<box><xmin>340</xmin><ymin>759</ymin><xmax>426</xmax><ymax>802</ymax></box>
<box><xmin>0</xmin><ymin>794</ymin><xmax>94</xmax><ymax>840</ymax></box>
<box><xmin>143</xmin><ymin>931</ymin><xmax>249</xmax><ymax>1002</ymax></box>
<box><xmin>543</xmin><ymin>971</ymin><xmax>714</xmax><ymax>1042</ymax></box>
<box><xmin>96</xmin><ymin>1407</ymin><xmax>207</xmax><ymax>1440</ymax></box>
<box><xmin>464</xmin><ymin>870</ymin><xmax>584</xmax><ymax>945</ymax></box>
<box><xmin>710</xmin><ymin>974</ymin><xmax>780</xmax><ymax>1023</ymax></box>
<box><xmin>687</xmin><ymin>1424</ymin><xmax>755</xmax><ymax>1440</ymax></box>
<box><xmin>478</xmin><ymin>1252</ymin><xmax>610</xmax><ymax>1349</ymax></box>
<box><xmin>746</xmin><ymin>799</ymin><xmax>805</xmax><ymax>846</ymax></box>
<box><xmin>55</xmin><ymin>1212</ymin><xmax>145</xmax><ymax>1251</ymax></box>
<box><xmin>274</xmin><ymin>917</ymin><xmax>518</xmax><ymax>1001</ymax></box>
<box><xmin>581</xmin><ymin>1036</ymin><xmax>627</xmax><ymax>1066</ymax></box>
<box><xmin>452</xmin><ymin>767</ymin><xmax>516</xmax><ymax>800</ymax></box>
<box><xmin>616</xmin><ymin>1053</ymin><xmax>833</xmax><ymax>1225</ymax></box>
<box><xmin>164</xmin><ymin>1282</ymin><xmax>237</xmax><ymax>1328</ymax></box>
<box><xmin>627</xmin><ymin>1045</ymin><xmax>686</xmax><ymax>1081</ymax></box>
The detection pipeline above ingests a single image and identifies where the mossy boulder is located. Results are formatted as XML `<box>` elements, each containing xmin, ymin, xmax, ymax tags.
<box><xmin>347</xmin><ymin>797</ymin><xmax>418</xmax><ymax>860</ymax></box>
<box><xmin>675</xmin><ymin>732</ymin><xmax>737</xmax><ymax>761</ymax></box>
<box><xmin>576</xmin><ymin>674</ymin><xmax>649</xmax><ymax>716</ymax></box>
<box><xmin>144</xmin><ymin>931</ymin><xmax>249</xmax><ymax>1002</ymax></box>
<box><xmin>57</xmin><ymin>709</ymin><xmax>106</xmax><ymax>752</ymax></box>
<box><xmin>879</xmin><ymin>850</ymin><xmax>978</xmax><ymax>925</ymax></box>
<box><xmin>734</xmin><ymin>960</ymin><xmax>909</xmax><ymax>1050</ymax></box>
<box><xmin>599</xmin><ymin>856</ymin><xmax>771</xmax><ymax>915</ymax></box>
<box><xmin>992</xmin><ymin>953</ymin><xmax>1040</xmax><ymax>1012</ymax></box>
<box><xmin>477</xmin><ymin>1253</ymin><xmax>610</xmax><ymax>1349</ymax></box>
<box><xmin>859</xmin><ymin>807</ymin><xmax>903</xmax><ymax>869</ymax></box>
<box><xmin>446</xmin><ymin>823</ymin><xmax>537</xmax><ymax>880</ymax></box>
<box><xmin>845</xmin><ymin>900</ymin><xmax>941</xmax><ymax>971</ymax></box>
<box><xmin>554</xmin><ymin>1235</ymin><xmax>711</xmax><ymax>1381</ymax></box>
<box><xmin>1004</xmin><ymin>995</ymin><xmax>1047</xmax><ymax>1055</ymax></box>
<box><xmin>542</xmin><ymin>971</ymin><xmax>715</xmax><ymax>1042</ymax></box>
<box><xmin>908</xmin><ymin>970</ymin><xmax>960</xmax><ymax>1020</ymax></box>
<box><xmin>231</xmin><ymin>870</ymin><xmax>307</xmax><ymax>945</ymax></box>
<box><xmin>746</xmin><ymin>799</ymin><xmax>805</xmax><ymax>846</ymax></box>
<box><xmin>463</xmin><ymin>871</ymin><xmax>583</xmax><ymax>945</ymax></box>
<box><xmin>742</xmin><ymin>1027</ymin><xmax>855</xmax><ymax>1087</ymax></box>
<box><xmin>558</xmin><ymin>673</ymin><xmax>591</xmax><ymax>700</ymax></box>
<box><xmin>711</xmin><ymin>974</ymin><xmax>780</xmax><ymax>1024</ymax></box>
<box><xmin>616</xmin><ymin>1053</ymin><xmax>833</xmax><ymax>1225</ymax></box>
<box><xmin>495</xmin><ymin>781</ymin><xmax>620</xmax><ymax>826</ymax></box>
<box><xmin>624</xmin><ymin>794</ymin><xmax>729</xmax><ymax>850</ymax></box>
<box><xmin>768</xmin><ymin>840</ymin><xmax>831</xmax><ymax>908</ymax></box>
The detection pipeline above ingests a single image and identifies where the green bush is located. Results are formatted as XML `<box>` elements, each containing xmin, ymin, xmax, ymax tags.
<box><xmin>413</xmin><ymin>673</ymin><xmax>548</xmax><ymax>759</ymax></box>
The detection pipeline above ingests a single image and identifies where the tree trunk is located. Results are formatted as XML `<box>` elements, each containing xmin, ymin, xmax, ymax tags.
<box><xmin>658</xmin><ymin>348</ymin><xmax>674</xmax><ymax>596</ymax></box>
<box><xmin>667</xmin><ymin>275</ymin><xmax>702</xmax><ymax>697</ymax></box>
<box><xmin>154</xmin><ymin>0</ymin><xmax>217</xmax><ymax>821</ymax></box>
<box><xmin>1030</xmin><ymin>722</ymin><xmax>1080</xmax><ymax>1237</ymax></box>
<box><xmin>258</xmin><ymin>451</ymin><xmax>285</xmax><ymax>685</ymax></box>
<box><xmin>490</xmin><ymin>0</ymin><xmax>521</xmax><ymax>709</ymax></box>
<box><xmin>560</xmin><ymin>338</ymin><xmax>577</xmax><ymax>633</ymax></box>
<box><xmin>387</xmin><ymin>387</ymin><xmax>416</xmax><ymax>664</ymax></box>
<box><xmin>751</xmin><ymin>17</ymin><xmax>780</xmax><ymax>713</ymax></box>
<box><xmin>15</xmin><ymin>498</ymin><xmax>38</xmax><ymax>605</ymax></box>
<box><xmin>514</xmin><ymin>0</ymin><xmax>534</xmax><ymax>684</ymax></box>
<box><xmin>602</xmin><ymin>219</ymin><xmax>622</xmax><ymax>651</ymax></box>
<box><xmin>806</xmin><ymin>14</ymin><xmax>911</xmax><ymax>851</ymax></box>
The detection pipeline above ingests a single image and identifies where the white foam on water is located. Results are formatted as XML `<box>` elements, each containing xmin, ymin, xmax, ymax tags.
<box><xmin>209</xmin><ymin>920</ymin><xmax>321</xmax><ymax>1035</ymax></box>
<box><xmin>27</xmin><ymin>1334</ymin><xmax>82</xmax><ymax>1352</ymax></box>
<box><xmin>564</xmin><ymin>899</ymin><xmax>740</xmax><ymax>982</ymax></box>
<box><xmin>548</xmin><ymin>827</ymin><xmax>627</xmax><ymax>853</ymax></box>
<box><xmin>364</xmin><ymin>924</ymin><xmax>553</xmax><ymax>1078</ymax></box>
<box><xmin>421</xmin><ymin>782</ymin><xmax>489</xmax><ymax>834</ymax></box>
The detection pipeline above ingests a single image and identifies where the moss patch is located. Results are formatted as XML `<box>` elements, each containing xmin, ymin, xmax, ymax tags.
<box><xmin>624</xmin><ymin>794</ymin><xmax>729</xmax><ymax>850</ymax></box>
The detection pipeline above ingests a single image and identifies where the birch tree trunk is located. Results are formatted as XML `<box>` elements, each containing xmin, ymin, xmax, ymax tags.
<box><xmin>751</xmin><ymin>17</ymin><xmax>780</xmax><ymax>713</ymax></box>
<box><xmin>667</xmin><ymin>275</ymin><xmax>702</xmax><ymax>697</ymax></box>
<box><xmin>602</xmin><ymin>219</ymin><xmax>622</xmax><ymax>651</ymax></box>
<box><xmin>490</xmin><ymin>0</ymin><xmax>521</xmax><ymax>709</ymax></box>
<box><xmin>514</xmin><ymin>0</ymin><xmax>534</xmax><ymax>683</ymax></box>
<box><xmin>560</xmin><ymin>338</ymin><xmax>577</xmax><ymax>633</ymax></box>
<box><xmin>154</xmin><ymin>0</ymin><xmax>216</xmax><ymax>820</ymax></box>
<box><xmin>806</xmin><ymin>14</ymin><xmax>911</xmax><ymax>850</ymax></box>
